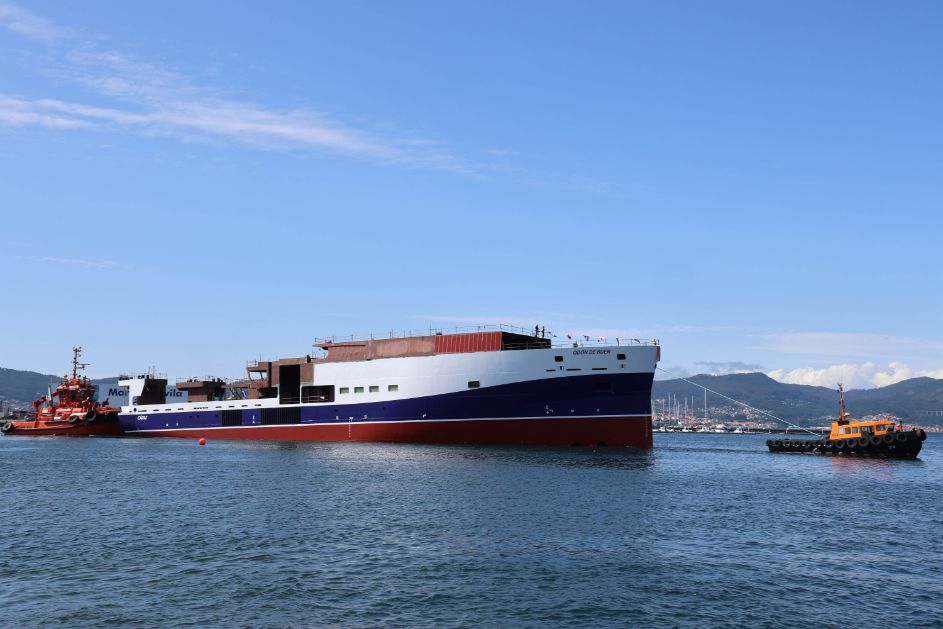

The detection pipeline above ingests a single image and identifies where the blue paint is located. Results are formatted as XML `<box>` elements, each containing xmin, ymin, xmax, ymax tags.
<box><xmin>120</xmin><ymin>373</ymin><xmax>653</xmax><ymax>432</ymax></box>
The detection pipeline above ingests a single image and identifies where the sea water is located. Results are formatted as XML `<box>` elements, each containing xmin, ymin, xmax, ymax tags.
<box><xmin>1</xmin><ymin>433</ymin><xmax>941</xmax><ymax>627</ymax></box>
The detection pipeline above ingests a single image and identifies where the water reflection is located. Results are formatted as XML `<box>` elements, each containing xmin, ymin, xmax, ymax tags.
<box><xmin>827</xmin><ymin>453</ymin><xmax>923</xmax><ymax>478</ymax></box>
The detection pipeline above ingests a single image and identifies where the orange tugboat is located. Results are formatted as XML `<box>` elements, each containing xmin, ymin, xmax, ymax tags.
<box><xmin>767</xmin><ymin>384</ymin><xmax>926</xmax><ymax>458</ymax></box>
<box><xmin>1</xmin><ymin>347</ymin><xmax>123</xmax><ymax>437</ymax></box>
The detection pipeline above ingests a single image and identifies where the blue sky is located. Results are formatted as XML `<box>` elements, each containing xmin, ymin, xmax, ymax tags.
<box><xmin>1</xmin><ymin>1</ymin><xmax>940</xmax><ymax>389</ymax></box>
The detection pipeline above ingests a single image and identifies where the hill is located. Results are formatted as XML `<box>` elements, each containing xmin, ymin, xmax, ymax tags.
<box><xmin>0</xmin><ymin>367</ymin><xmax>119</xmax><ymax>409</ymax></box>
<box><xmin>653</xmin><ymin>373</ymin><xmax>943</xmax><ymax>425</ymax></box>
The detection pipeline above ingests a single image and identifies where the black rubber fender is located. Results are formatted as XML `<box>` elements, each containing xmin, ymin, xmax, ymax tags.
<box><xmin>882</xmin><ymin>434</ymin><xmax>895</xmax><ymax>445</ymax></box>
<box><xmin>896</xmin><ymin>432</ymin><xmax>908</xmax><ymax>443</ymax></box>
<box><xmin>1</xmin><ymin>421</ymin><xmax>13</xmax><ymax>433</ymax></box>
<box><xmin>916</xmin><ymin>429</ymin><xmax>927</xmax><ymax>441</ymax></box>
<box><xmin>869</xmin><ymin>436</ymin><xmax>882</xmax><ymax>447</ymax></box>
<box><xmin>85</xmin><ymin>410</ymin><xmax>98</xmax><ymax>424</ymax></box>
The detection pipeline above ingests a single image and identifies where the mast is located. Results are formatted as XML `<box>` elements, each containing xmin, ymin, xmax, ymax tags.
<box><xmin>71</xmin><ymin>346</ymin><xmax>88</xmax><ymax>380</ymax></box>
<box><xmin>838</xmin><ymin>383</ymin><xmax>848</xmax><ymax>424</ymax></box>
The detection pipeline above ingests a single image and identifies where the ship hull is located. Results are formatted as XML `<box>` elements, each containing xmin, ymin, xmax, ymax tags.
<box><xmin>766</xmin><ymin>430</ymin><xmax>926</xmax><ymax>459</ymax></box>
<box><xmin>123</xmin><ymin>415</ymin><xmax>652</xmax><ymax>447</ymax></box>
<box><xmin>2</xmin><ymin>422</ymin><xmax>124</xmax><ymax>437</ymax></box>
<box><xmin>119</xmin><ymin>372</ymin><xmax>655</xmax><ymax>447</ymax></box>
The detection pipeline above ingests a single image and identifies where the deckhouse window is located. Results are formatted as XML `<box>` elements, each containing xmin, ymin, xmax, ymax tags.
<box><xmin>339</xmin><ymin>387</ymin><xmax>349</xmax><ymax>394</ymax></box>
<box><xmin>302</xmin><ymin>385</ymin><xmax>335</xmax><ymax>403</ymax></box>
<box><xmin>354</xmin><ymin>387</ymin><xmax>364</xmax><ymax>393</ymax></box>
<box><xmin>369</xmin><ymin>385</ymin><xmax>379</xmax><ymax>393</ymax></box>
<box><xmin>388</xmin><ymin>385</ymin><xmax>399</xmax><ymax>392</ymax></box>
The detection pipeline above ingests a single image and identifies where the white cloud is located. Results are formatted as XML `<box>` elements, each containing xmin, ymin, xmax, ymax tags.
<box><xmin>695</xmin><ymin>361</ymin><xmax>764</xmax><ymax>375</ymax></box>
<box><xmin>768</xmin><ymin>362</ymin><xmax>943</xmax><ymax>389</ymax></box>
<box><xmin>0</xmin><ymin>97</ymin><xmax>93</xmax><ymax>129</ymax></box>
<box><xmin>0</xmin><ymin>2</ymin><xmax>67</xmax><ymax>42</ymax></box>
<box><xmin>0</xmin><ymin>94</ymin><xmax>468</xmax><ymax>171</ymax></box>
<box><xmin>17</xmin><ymin>255</ymin><xmax>128</xmax><ymax>269</ymax></box>
<box><xmin>0</xmin><ymin>4</ymin><xmax>470</xmax><ymax>172</ymax></box>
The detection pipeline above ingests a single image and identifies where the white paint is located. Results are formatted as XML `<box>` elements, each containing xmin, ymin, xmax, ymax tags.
<box><xmin>121</xmin><ymin>344</ymin><xmax>659</xmax><ymax>412</ymax></box>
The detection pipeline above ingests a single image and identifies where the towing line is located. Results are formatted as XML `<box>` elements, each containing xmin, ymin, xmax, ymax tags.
<box><xmin>656</xmin><ymin>367</ymin><xmax>819</xmax><ymax>436</ymax></box>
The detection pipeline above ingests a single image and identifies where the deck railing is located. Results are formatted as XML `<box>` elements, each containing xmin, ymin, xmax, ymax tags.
<box><xmin>312</xmin><ymin>324</ymin><xmax>658</xmax><ymax>348</ymax></box>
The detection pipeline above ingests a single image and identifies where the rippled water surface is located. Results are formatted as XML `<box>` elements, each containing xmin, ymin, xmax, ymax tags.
<box><xmin>2</xmin><ymin>433</ymin><xmax>941</xmax><ymax>627</ymax></box>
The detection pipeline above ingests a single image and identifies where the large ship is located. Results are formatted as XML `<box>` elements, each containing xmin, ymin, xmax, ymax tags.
<box><xmin>117</xmin><ymin>326</ymin><xmax>660</xmax><ymax>447</ymax></box>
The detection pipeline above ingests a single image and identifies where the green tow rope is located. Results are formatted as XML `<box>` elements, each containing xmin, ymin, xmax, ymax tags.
<box><xmin>656</xmin><ymin>367</ymin><xmax>820</xmax><ymax>437</ymax></box>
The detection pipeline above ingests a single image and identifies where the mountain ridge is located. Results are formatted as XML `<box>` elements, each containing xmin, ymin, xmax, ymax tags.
<box><xmin>653</xmin><ymin>372</ymin><xmax>943</xmax><ymax>425</ymax></box>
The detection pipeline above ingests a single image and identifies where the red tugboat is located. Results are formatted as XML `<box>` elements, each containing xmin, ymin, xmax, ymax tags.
<box><xmin>1</xmin><ymin>347</ymin><xmax>123</xmax><ymax>437</ymax></box>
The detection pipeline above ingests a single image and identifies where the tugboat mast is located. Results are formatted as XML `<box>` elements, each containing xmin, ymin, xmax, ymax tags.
<box><xmin>71</xmin><ymin>346</ymin><xmax>88</xmax><ymax>380</ymax></box>
<box><xmin>838</xmin><ymin>382</ymin><xmax>848</xmax><ymax>425</ymax></box>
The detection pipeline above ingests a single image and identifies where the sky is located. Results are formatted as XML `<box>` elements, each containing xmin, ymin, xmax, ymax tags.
<box><xmin>0</xmin><ymin>1</ymin><xmax>940</xmax><ymax>389</ymax></box>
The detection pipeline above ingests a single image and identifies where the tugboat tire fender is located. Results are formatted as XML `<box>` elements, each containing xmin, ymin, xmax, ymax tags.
<box><xmin>85</xmin><ymin>410</ymin><xmax>98</xmax><ymax>424</ymax></box>
<box><xmin>895</xmin><ymin>432</ymin><xmax>908</xmax><ymax>444</ymax></box>
<box><xmin>1</xmin><ymin>421</ymin><xmax>13</xmax><ymax>433</ymax></box>
<box><xmin>882</xmin><ymin>434</ymin><xmax>895</xmax><ymax>445</ymax></box>
<box><xmin>68</xmin><ymin>415</ymin><xmax>80</xmax><ymax>424</ymax></box>
<box><xmin>869</xmin><ymin>436</ymin><xmax>883</xmax><ymax>447</ymax></box>
<box><xmin>856</xmin><ymin>437</ymin><xmax>870</xmax><ymax>448</ymax></box>
<box><xmin>916</xmin><ymin>429</ymin><xmax>927</xmax><ymax>441</ymax></box>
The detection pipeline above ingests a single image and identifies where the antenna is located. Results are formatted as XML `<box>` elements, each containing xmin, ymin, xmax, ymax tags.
<box><xmin>838</xmin><ymin>383</ymin><xmax>848</xmax><ymax>424</ymax></box>
<box><xmin>72</xmin><ymin>346</ymin><xmax>89</xmax><ymax>379</ymax></box>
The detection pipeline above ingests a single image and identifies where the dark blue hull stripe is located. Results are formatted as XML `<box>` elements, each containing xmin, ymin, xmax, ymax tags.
<box><xmin>120</xmin><ymin>372</ymin><xmax>654</xmax><ymax>433</ymax></box>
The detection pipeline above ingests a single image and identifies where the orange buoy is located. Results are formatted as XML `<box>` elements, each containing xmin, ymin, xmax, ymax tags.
<box><xmin>198</xmin><ymin>437</ymin><xmax>206</xmax><ymax>446</ymax></box>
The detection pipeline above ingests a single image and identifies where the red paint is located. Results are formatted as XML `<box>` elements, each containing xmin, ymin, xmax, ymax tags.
<box><xmin>434</xmin><ymin>332</ymin><xmax>502</xmax><ymax>354</ymax></box>
<box><xmin>2</xmin><ymin>422</ymin><xmax>124</xmax><ymax>437</ymax></box>
<box><xmin>133</xmin><ymin>415</ymin><xmax>653</xmax><ymax>448</ymax></box>
<box><xmin>2</xmin><ymin>347</ymin><xmax>123</xmax><ymax>438</ymax></box>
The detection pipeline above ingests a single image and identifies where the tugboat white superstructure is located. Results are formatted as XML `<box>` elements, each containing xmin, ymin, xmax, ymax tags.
<box><xmin>118</xmin><ymin>326</ymin><xmax>660</xmax><ymax>447</ymax></box>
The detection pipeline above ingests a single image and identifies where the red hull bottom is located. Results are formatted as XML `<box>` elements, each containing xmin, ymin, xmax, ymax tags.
<box><xmin>133</xmin><ymin>415</ymin><xmax>654</xmax><ymax>448</ymax></box>
<box><xmin>4</xmin><ymin>423</ymin><xmax>124</xmax><ymax>437</ymax></box>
